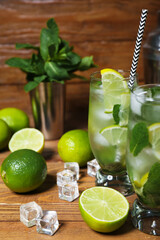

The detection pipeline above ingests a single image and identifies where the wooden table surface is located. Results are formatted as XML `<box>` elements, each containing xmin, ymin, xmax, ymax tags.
<box><xmin>0</xmin><ymin>140</ymin><xmax>159</xmax><ymax>240</ymax></box>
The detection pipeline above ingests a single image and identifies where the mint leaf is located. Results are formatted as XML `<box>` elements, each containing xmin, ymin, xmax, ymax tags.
<box><xmin>143</xmin><ymin>162</ymin><xmax>160</xmax><ymax>207</ymax></box>
<box><xmin>44</xmin><ymin>62</ymin><xmax>70</xmax><ymax>80</ymax></box>
<box><xmin>130</xmin><ymin>122</ymin><xmax>149</xmax><ymax>156</ymax></box>
<box><xmin>24</xmin><ymin>81</ymin><xmax>39</xmax><ymax>92</ymax></box>
<box><xmin>151</xmin><ymin>86</ymin><xmax>160</xmax><ymax>99</ymax></box>
<box><xmin>59</xmin><ymin>39</ymin><xmax>73</xmax><ymax>54</ymax></box>
<box><xmin>24</xmin><ymin>75</ymin><xmax>46</xmax><ymax>92</ymax></box>
<box><xmin>113</xmin><ymin>104</ymin><xmax>120</xmax><ymax>124</ymax></box>
<box><xmin>5</xmin><ymin>57</ymin><xmax>35</xmax><ymax>73</ymax></box>
<box><xmin>31</xmin><ymin>53</ymin><xmax>45</xmax><ymax>75</ymax></box>
<box><xmin>70</xmin><ymin>73</ymin><xmax>88</xmax><ymax>81</ymax></box>
<box><xmin>66</xmin><ymin>52</ymin><xmax>81</xmax><ymax>66</ymax></box>
<box><xmin>78</xmin><ymin>56</ymin><xmax>97</xmax><ymax>71</ymax></box>
<box><xmin>16</xmin><ymin>43</ymin><xmax>39</xmax><ymax>50</ymax></box>
<box><xmin>40</xmin><ymin>18</ymin><xmax>59</xmax><ymax>61</ymax></box>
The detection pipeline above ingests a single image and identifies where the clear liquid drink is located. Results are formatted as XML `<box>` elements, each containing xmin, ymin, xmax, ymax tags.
<box><xmin>88</xmin><ymin>69</ymin><xmax>136</xmax><ymax>196</ymax></box>
<box><xmin>126</xmin><ymin>84</ymin><xmax>160</xmax><ymax>235</ymax></box>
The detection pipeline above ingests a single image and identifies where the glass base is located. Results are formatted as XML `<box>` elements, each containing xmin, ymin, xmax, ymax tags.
<box><xmin>131</xmin><ymin>199</ymin><xmax>160</xmax><ymax>235</ymax></box>
<box><xmin>95</xmin><ymin>169</ymin><xmax>134</xmax><ymax>196</ymax></box>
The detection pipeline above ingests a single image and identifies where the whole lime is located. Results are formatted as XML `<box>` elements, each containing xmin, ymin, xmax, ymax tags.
<box><xmin>0</xmin><ymin>107</ymin><xmax>29</xmax><ymax>133</ymax></box>
<box><xmin>0</xmin><ymin>119</ymin><xmax>11</xmax><ymax>150</ymax></box>
<box><xmin>0</xmin><ymin>149</ymin><xmax>47</xmax><ymax>193</ymax></box>
<box><xmin>58</xmin><ymin>129</ymin><xmax>94</xmax><ymax>167</ymax></box>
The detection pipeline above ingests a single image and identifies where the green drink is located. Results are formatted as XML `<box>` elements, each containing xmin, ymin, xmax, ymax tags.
<box><xmin>126</xmin><ymin>84</ymin><xmax>160</xmax><ymax>235</ymax></box>
<box><xmin>88</xmin><ymin>69</ymin><xmax>136</xmax><ymax>196</ymax></box>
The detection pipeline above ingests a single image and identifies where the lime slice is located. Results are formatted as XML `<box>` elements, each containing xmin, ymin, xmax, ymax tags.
<box><xmin>119</xmin><ymin>92</ymin><xmax>131</xmax><ymax>126</ymax></box>
<box><xmin>100</xmin><ymin>125</ymin><xmax>127</xmax><ymax>146</ymax></box>
<box><xmin>79</xmin><ymin>186</ymin><xmax>129</xmax><ymax>233</ymax></box>
<box><xmin>101</xmin><ymin>69</ymin><xmax>129</xmax><ymax>112</ymax></box>
<box><xmin>8</xmin><ymin>128</ymin><xmax>44</xmax><ymax>153</ymax></box>
<box><xmin>148</xmin><ymin>123</ymin><xmax>160</xmax><ymax>159</ymax></box>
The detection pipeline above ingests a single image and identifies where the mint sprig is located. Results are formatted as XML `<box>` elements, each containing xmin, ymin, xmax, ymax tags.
<box><xmin>130</xmin><ymin>122</ymin><xmax>149</xmax><ymax>156</ymax></box>
<box><xmin>6</xmin><ymin>18</ymin><xmax>97</xmax><ymax>92</ymax></box>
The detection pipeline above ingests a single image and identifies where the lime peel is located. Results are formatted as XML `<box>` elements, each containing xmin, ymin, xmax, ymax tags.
<box><xmin>79</xmin><ymin>187</ymin><xmax>129</xmax><ymax>233</ymax></box>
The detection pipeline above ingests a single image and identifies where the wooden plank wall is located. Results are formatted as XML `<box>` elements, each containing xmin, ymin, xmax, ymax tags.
<box><xmin>0</xmin><ymin>0</ymin><xmax>159</xmax><ymax>131</ymax></box>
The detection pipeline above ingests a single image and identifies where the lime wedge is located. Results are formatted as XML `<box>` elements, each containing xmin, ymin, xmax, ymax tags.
<box><xmin>79</xmin><ymin>186</ymin><xmax>129</xmax><ymax>233</ymax></box>
<box><xmin>148</xmin><ymin>123</ymin><xmax>160</xmax><ymax>159</ymax></box>
<box><xmin>101</xmin><ymin>69</ymin><xmax>129</xmax><ymax>112</ymax></box>
<box><xmin>100</xmin><ymin>125</ymin><xmax>127</xmax><ymax>146</ymax></box>
<box><xmin>8</xmin><ymin>128</ymin><xmax>44</xmax><ymax>153</ymax></box>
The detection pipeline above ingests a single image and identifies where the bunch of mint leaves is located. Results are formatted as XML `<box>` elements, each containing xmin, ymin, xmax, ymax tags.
<box><xmin>6</xmin><ymin>18</ymin><xmax>96</xmax><ymax>92</ymax></box>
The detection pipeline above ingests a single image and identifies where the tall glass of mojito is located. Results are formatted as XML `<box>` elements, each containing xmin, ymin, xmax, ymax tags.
<box><xmin>88</xmin><ymin>69</ymin><xmax>136</xmax><ymax>196</ymax></box>
<box><xmin>126</xmin><ymin>84</ymin><xmax>160</xmax><ymax>235</ymax></box>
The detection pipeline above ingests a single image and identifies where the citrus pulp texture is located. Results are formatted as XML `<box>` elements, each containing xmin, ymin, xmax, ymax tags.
<box><xmin>8</xmin><ymin>128</ymin><xmax>44</xmax><ymax>153</ymax></box>
<box><xmin>101</xmin><ymin>69</ymin><xmax>129</xmax><ymax>113</ymax></box>
<box><xmin>0</xmin><ymin>149</ymin><xmax>47</xmax><ymax>193</ymax></box>
<box><xmin>79</xmin><ymin>187</ymin><xmax>129</xmax><ymax>233</ymax></box>
<box><xmin>58</xmin><ymin>129</ymin><xmax>94</xmax><ymax>167</ymax></box>
<box><xmin>0</xmin><ymin>107</ymin><xmax>29</xmax><ymax>133</ymax></box>
<box><xmin>0</xmin><ymin>119</ymin><xmax>11</xmax><ymax>150</ymax></box>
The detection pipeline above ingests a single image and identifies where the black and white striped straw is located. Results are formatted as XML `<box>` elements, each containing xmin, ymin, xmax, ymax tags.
<box><xmin>128</xmin><ymin>9</ymin><xmax>148</xmax><ymax>90</ymax></box>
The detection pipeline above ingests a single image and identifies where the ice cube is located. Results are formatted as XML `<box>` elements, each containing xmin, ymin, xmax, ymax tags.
<box><xmin>58</xmin><ymin>182</ymin><xmax>79</xmax><ymax>202</ymax></box>
<box><xmin>56</xmin><ymin>169</ymin><xmax>77</xmax><ymax>186</ymax></box>
<box><xmin>64</xmin><ymin>162</ymin><xmax>79</xmax><ymax>180</ymax></box>
<box><xmin>36</xmin><ymin>210</ymin><xmax>59</xmax><ymax>236</ymax></box>
<box><xmin>20</xmin><ymin>201</ymin><xmax>43</xmax><ymax>227</ymax></box>
<box><xmin>87</xmin><ymin>159</ymin><xmax>100</xmax><ymax>177</ymax></box>
<box><xmin>130</xmin><ymin>92</ymin><xmax>142</xmax><ymax>116</ymax></box>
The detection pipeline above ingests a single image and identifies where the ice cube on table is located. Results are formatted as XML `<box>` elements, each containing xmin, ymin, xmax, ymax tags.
<box><xmin>58</xmin><ymin>182</ymin><xmax>79</xmax><ymax>202</ymax></box>
<box><xmin>64</xmin><ymin>162</ymin><xmax>79</xmax><ymax>180</ymax></box>
<box><xmin>20</xmin><ymin>201</ymin><xmax>43</xmax><ymax>227</ymax></box>
<box><xmin>57</xmin><ymin>169</ymin><xmax>77</xmax><ymax>186</ymax></box>
<box><xmin>36</xmin><ymin>210</ymin><xmax>59</xmax><ymax>236</ymax></box>
<box><xmin>87</xmin><ymin>159</ymin><xmax>100</xmax><ymax>177</ymax></box>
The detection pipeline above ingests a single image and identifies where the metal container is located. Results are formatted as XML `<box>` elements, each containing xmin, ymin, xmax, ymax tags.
<box><xmin>30</xmin><ymin>82</ymin><xmax>65</xmax><ymax>140</ymax></box>
<box><xmin>143</xmin><ymin>11</ymin><xmax>160</xmax><ymax>83</ymax></box>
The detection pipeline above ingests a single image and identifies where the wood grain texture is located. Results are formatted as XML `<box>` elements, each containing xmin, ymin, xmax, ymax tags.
<box><xmin>0</xmin><ymin>141</ymin><xmax>159</xmax><ymax>240</ymax></box>
<box><xmin>0</xmin><ymin>0</ymin><xmax>159</xmax><ymax>131</ymax></box>
<box><xmin>0</xmin><ymin>3</ymin><xmax>160</xmax><ymax>238</ymax></box>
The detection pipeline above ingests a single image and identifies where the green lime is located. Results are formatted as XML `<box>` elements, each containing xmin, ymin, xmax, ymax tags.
<box><xmin>101</xmin><ymin>68</ymin><xmax>129</xmax><ymax>112</ymax></box>
<box><xmin>0</xmin><ymin>119</ymin><xmax>11</xmax><ymax>150</ymax></box>
<box><xmin>0</xmin><ymin>149</ymin><xmax>47</xmax><ymax>193</ymax></box>
<box><xmin>8</xmin><ymin>128</ymin><xmax>44</xmax><ymax>153</ymax></box>
<box><xmin>0</xmin><ymin>107</ymin><xmax>29</xmax><ymax>133</ymax></box>
<box><xmin>58</xmin><ymin>129</ymin><xmax>93</xmax><ymax>167</ymax></box>
<box><xmin>79</xmin><ymin>187</ymin><xmax>129</xmax><ymax>233</ymax></box>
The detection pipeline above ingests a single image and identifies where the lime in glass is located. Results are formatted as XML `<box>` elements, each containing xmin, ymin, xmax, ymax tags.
<box><xmin>88</xmin><ymin>69</ymin><xmax>137</xmax><ymax>196</ymax></box>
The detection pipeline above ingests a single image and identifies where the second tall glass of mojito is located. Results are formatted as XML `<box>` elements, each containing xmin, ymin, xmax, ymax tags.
<box><xmin>88</xmin><ymin>69</ymin><xmax>136</xmax><ymax>196</ymax></box>
<box><xmin>126</xmin><ymin>84</ymin><xmax>160</xmax><ymax>235</ymax></box>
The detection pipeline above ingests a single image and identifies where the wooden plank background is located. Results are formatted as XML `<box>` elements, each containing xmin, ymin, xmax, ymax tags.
<box><xmin>0</xmin><ymin>0</ymin><xmax>159</xmax><ymax>130</ymax></box>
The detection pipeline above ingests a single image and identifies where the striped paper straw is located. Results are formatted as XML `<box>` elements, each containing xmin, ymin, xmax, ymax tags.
<box><xmin>128</xmin><ymin>9</ymin><xmax>148</xmax><ymax>90</ymax></box>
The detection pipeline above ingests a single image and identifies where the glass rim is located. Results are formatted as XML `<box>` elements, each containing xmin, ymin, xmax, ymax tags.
<box><xmin>132</xmin><ymin>84</ymin><xmax>160</xmax><ymax>95</ymax></box>
<box><xmin>132</xmin><ymin>83</ymin><xmax>160</xmax><ymax>103</ymax></box>
<box><xmin>90</xmin><ymin>69</ymin><xmax>137</xmax><ymax>81</ymax></box>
